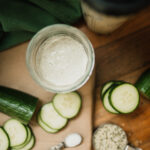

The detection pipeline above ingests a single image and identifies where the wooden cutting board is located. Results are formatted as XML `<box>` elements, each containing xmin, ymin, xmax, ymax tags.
<box><xmin>76</xmin><ymin>6</ymin><xmax>150</xmax><ymax>150</ymax></box>
<box><xmin>77</xmin><ymin>6</ymin><xmax>150</xmax><ymax>149</ymax></box>
<box><xmin>0</xmin><ymin>42</ymin><xmax>95</xmax><ymax>150</ymax></box>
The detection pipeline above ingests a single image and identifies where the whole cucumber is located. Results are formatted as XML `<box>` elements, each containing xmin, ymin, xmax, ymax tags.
<box><xmin>0</xmin><ymin>86</ymin><xmax>38</xmax><ymax>124</ymax></box>
<box><xmin>135</xmin><ymin>68</ymin><xmax>150</xmax><ymax>100</ymax></box>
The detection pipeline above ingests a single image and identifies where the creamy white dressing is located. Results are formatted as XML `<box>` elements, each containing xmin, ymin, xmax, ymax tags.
<box><xmin>36</xmin><ymin>35</ymin><xmax>88</xmax><ymax>86</ymax></box>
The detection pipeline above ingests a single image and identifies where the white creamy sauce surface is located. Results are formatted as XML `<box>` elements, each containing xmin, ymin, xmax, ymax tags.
<box><xmin>36</xmin><ymin>35</ymin><xmax>88</xmax><ymax>86</ymax></box>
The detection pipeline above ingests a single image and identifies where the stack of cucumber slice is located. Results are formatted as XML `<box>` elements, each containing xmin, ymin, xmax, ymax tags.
<box><xmin>101</xmin><ymin>81</ymin><xmax>140</xmax><ymax>114</ymax></box>
<box><xmin>38</xmin><ymin>92</ymin><xmax>82</xmax><ymax>133</ymax></box>
<box><xmin>0</xmin><ymin>119</ymin><xmax>35</xmax><ymax>150</ymax></box>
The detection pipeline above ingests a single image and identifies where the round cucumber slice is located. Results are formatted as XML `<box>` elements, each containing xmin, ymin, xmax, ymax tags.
<box><xmin>109</xmin><ymin>83</ymin><xmax>140</xmax><ymax>114</ymax></box>
<box><xmin>103</xmin><ymin>88</ymin><xmax>119</xmax><ymax>114</ymax></box>
<box><xmin>101</xmin><ymin>81</ymin><xmax>124</xmax><ymax>100</ymax></box>
<box><xmin>13</xmin><ymin>127</ymin><xmax>32</xmax><ymax>149</ymax></box>
<box><xmin>0</xmin><ymin>128</ymin><xmax>10</xmax><ymax>150</ymax></box>
<box><xmin>53</xmin><ymin>92</ymin><xmax>81</xmax><ymax>119</ymax></box>
<box><xmin>40</xmin><ymin>103</ymin><xmax>68</xmax><ymax>130</ymax></box>
<box><xmin>37</xmin><ymin>113</ymin><xmax>58</xmax><ymax>133</ymax></box>
<box><xmin>101</xmin><ymin>81</ymin><xmax>114</xmax><ymax>98</ymax></box>
<box><xmin>19</xmin><ymin>136</ymin><xmax>35</xmax><ymax>150</ymax></box>
<box><xmin>4</xmin><ymin>119</ymin><xmax>28</xmax><ymax>147</ymax></box>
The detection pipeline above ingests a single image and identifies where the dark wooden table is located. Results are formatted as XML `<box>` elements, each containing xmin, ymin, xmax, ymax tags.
<box><xmin>78</xmin><ymin>6</ymin><xmax>150</xmax><ymax>150</ymax></box>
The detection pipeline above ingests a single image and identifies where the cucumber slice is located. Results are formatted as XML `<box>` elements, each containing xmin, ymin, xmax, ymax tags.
<box><xmin>53</xmin><ymin>92</ymin><xmax>81</xmax><ymax>119</ymax></box>
<box><xmin>135</xmin><ymin>68</ymin><xmax>150</xmax><ymax>99</ymax></box>
<box><xmin>101</xmin><ymin>81</ymin><xmax>114</xmax><ymax>98</ymax></box>
<box><xmin>18</xmin><ymin>136</ymin><xmax>35</xmax><ymax>150</ymax></box>
<box><xmin>37</xmin><ymin>113</ymin><xmax>58</xmax><ymax>133</ymax></box>
<box><xmin>40</xmin><ymin>103</ymin><xmax>68</xmax><ymax>130</ymax></box>
<box><xmin>13</xmin><ymin>127</ymin><xmax>32</xmax><ymax>149</ymax></box>
<box><xmin>101</xmin><ymin>81</ymin><xmax>124</xmax><ymax>100</ymax></box>
<box><xmin>103</xmin><ymin>88</ymin><xmax>119</xmax><ymax>114</ymax></box>
<box><xmin>109</xmin><ymin>83</ymin><xmax>140</xmax><ymax>114</ymax></box>
<box><xmin>0</xmin><ymin>128</ymin><xmax>10</xmax><ymax>150</ymax></box>
<box><xmin>4</xmin><ymin>119</ymin><xmax>27</xmax><ymax>147</ymax></box>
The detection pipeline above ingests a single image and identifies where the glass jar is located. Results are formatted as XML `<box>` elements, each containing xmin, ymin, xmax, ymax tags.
<box><xmin>26</xmin><ymin>24</ymin><xmax>95</xmax><ymax>93</ymax></box>
<box><xmin>81</xmin><ymin>0</ymin><xmax>148</xmax><ymax>34</ymax></box>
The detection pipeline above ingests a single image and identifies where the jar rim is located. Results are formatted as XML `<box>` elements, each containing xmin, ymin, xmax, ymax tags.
<box><xmin>26</xmin><ymin>24</ymin><xmax>95</xmax><ymax>93</ymax></box>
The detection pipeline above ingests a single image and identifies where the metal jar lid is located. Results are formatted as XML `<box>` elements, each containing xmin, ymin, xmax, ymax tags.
<box><xmin>83</xmin><ymin>0</ymin><xmax>149</xmax><ymax>16</ymax></box>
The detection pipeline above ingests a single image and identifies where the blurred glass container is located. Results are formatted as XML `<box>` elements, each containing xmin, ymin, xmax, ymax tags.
<box><xmin>26</xmin><ymin>24</ymin><xmax>95</xmax><ymax>93</ymax></box>
<box><xmin>81</xmin><ymin>0</ymin><xmax>149</xmax><ymax>34</ymax></box>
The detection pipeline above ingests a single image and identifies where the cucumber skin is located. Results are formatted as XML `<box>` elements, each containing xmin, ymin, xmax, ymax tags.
<box><xmin>52</xmin><ymin>92</ymin><xmax>82</xmax><ymax>119</ymax></box>
<box><xmin>0</xmin><ymin>127</ymin><xmax>10</xmax><ymax>150</ymax></box>
<box><xmin>30</xmin><ymin>135</ymin><xmax>35</xmax><ymax>150</ymax></box>
<box><xmin>109</xmin><ymin>83</ymin><xmax>140</xmax><ymax>114</ymax></box>
<box><xmin>135</xmin><ymin>69</ymin><xmax>150</xmax><ymax>100</ymax></box>
<box><xmin>26</xmin><ymin>126</ymin><xmax>36</xmax><ymax>149</ymax></box>
<box><xmin>0</xmin><ymin>86</ymin><xmax>38</xmax><ymax>125</ymax></box>
<box><xmin>28</xmin><ymin>135</ymin><xmax>35</xmax><ymax>150</ymax></box>
<box><xmin>101</xmin><ymin>81</ymin><xmax>124</xmax><ymax>100</ymax></box>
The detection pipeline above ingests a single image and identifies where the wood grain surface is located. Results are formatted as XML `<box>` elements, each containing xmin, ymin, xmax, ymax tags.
<box><xmin>79</xmin><ymin>5</ymin><xmax>150</xmax><ymax>150</ymax></box>
<box><xmin>0</xmin><ymin>5</ymin><xmax>150</xmax><ymax>150</ymax></box>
